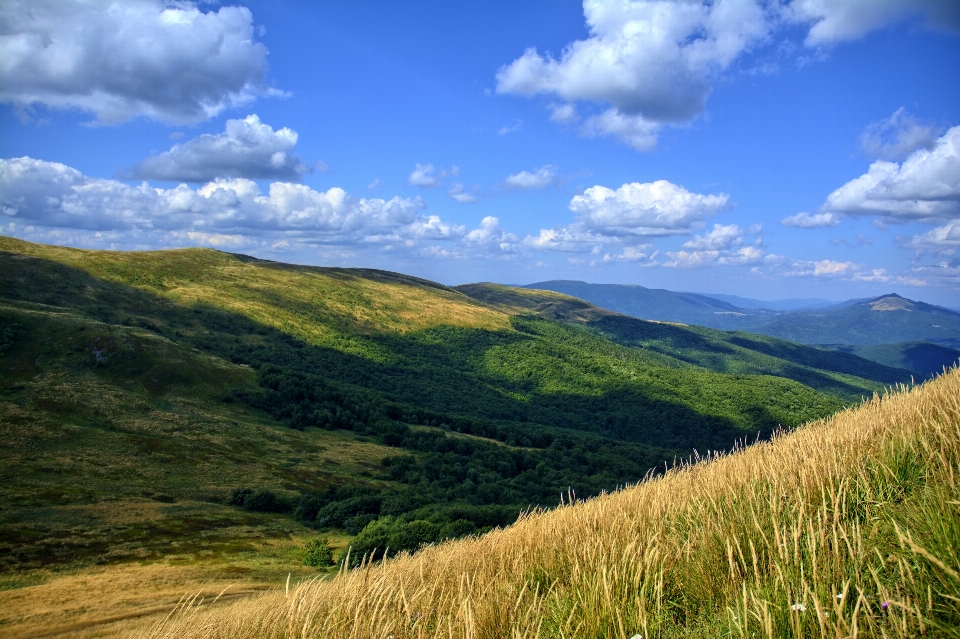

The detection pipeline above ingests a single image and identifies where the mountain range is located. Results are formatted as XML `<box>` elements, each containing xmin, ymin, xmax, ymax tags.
<box><xmin>524</xmin><ymin>281</ymin><xmax>960</xmax><ymax>376</ymax></box>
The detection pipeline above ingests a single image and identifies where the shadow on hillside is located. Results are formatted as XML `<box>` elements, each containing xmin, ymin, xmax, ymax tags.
<box><xmin>1</xmin><ymin>250</ymin><xmax>807</xmax><ymax>453</ymax></box>
<box><xmin>582</xmin><ymin>315</ymin><xmax>907</xmax><ymax>400</ymax></box>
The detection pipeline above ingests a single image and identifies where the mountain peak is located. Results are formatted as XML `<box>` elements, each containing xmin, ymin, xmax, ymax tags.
<box><xmin>867</xmin><ymin>294</ymin><xmax>914</xmax><ymax>312</ymax></box>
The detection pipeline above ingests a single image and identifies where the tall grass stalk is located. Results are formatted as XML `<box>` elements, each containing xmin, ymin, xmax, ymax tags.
<box><xmin>139</xmin><ymin>369</ymin><xmax>960</xmax><ymax>638</ymax></box>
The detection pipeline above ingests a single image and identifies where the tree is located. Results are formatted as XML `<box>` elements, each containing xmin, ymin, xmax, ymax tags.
<box><xmin>302</xmin><ymin>537</ymin><xmax>335</xmax><ymax>567</ymax></box>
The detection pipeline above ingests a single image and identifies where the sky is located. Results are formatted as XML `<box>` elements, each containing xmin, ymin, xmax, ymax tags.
<box><xmin>1</xmin><ymin>0</ymin><xmax>959</xmax><ymax>305</ymax></box>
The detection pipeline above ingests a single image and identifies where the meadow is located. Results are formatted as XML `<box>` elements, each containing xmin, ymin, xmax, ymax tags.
<box><xmin>140</xmin><ymin>368</ymin><xmax>959</xmax><ymax>639</ymax></box>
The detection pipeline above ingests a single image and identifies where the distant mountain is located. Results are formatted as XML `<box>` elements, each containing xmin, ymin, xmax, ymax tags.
<box><xmin>522</xmin><ymin>280</ymin><xmax>776</xmax><ymax>330</ymax></box>
<box><xmin>757</xmin><ymin>293</ymin><xmax>960</xmax><ymax>346</ymax></box>
<box><xmin>693</xmin><ymin>293</ymin><xmax>838</xmax><ymax>311</ymax></box>
<box><xmin>523</xmin><ymin>281</ymin><xmax>960</xmax><ymax>348</ymax></box>
<box><xmin>825</xmin><ymin>341</ymin><xmax>960</xmax><ymax>379</ymax></box>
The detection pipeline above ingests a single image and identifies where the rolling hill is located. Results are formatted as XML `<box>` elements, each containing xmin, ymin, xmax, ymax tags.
<box><xmin>0</xmin><ymin>237</ymin><xmax>919</xmax><ymax>625</ymax></box>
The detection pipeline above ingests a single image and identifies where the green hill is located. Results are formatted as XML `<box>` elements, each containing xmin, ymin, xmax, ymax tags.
<box><xmin>0</xmin><ymin>237</ymin><xmax>912</xmax><ymax>579</ymax></box>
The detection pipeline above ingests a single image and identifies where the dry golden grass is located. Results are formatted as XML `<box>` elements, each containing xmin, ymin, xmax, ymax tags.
<box><xmin>138</xmin><ymin>369</ymin><xmax>960</xmax><ymax>639</ymax></box>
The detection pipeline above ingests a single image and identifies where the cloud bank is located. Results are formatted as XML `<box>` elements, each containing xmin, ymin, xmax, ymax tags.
<box><xmin>0</xmin><ymin>157</ymin><xmax>463</xmax><ymax>247</ymax></box>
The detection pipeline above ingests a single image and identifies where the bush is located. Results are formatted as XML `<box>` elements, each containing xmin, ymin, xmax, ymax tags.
<box><xmin>302</xmin><ymin>538</ymin><xmax>334</xmax><ymax>567</ymax></box>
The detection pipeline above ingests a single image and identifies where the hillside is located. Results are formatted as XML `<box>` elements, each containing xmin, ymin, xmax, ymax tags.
<box><xmin>0</xmin><ymin>238</ymin><xmax>919</xmax><ymax>634</ymax></box>
<box><xmin>139</xmin><ymin>368</ymin><xmax>960</xmax><ymax>639</ymax></box>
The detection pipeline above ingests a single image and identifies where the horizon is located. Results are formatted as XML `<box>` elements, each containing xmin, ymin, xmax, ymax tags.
<box><xmin>1</xmin><ymin>1</ymin><xmax>959</xmax><ymax>306</ymax></box>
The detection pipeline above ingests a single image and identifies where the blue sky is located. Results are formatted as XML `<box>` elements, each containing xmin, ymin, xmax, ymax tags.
<box><xmin>1</xmin><ymin>1</ymin><xmax>959</xmax><ymax>305</ymax></box>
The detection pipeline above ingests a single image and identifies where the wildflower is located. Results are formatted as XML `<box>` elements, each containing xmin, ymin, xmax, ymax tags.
<box><xmin>790</xmin><ymin>603</ymin><xmax>806</xmax><ymax>612</ymax></box>
<box><xmin>881</xmin><ymin>601</ymin><xmax>890</xmax><ymax>611</ymax></box>
<box><xmin>836</xmin><ymin>593</ymin><xmax>844</xmax><ymax>601</ymax></box>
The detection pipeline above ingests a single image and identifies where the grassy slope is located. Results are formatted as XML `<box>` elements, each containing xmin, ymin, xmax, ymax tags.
<box><xmin>143</xmin><ymin>368</ymin><xmax>960</xmax><ymax>639</ymax></box>
<box><xmin>0</xmin><ymin>299</ymin><xmax>391</xmax><ymax>570</ymax></box>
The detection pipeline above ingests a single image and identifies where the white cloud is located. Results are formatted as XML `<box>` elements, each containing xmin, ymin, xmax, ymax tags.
<box><xmin>125</xmin><ymin>115</ymin><xmax>308</xmax><ymax>182</ymax></box>
<box><xmin>905</xmin><ymin>219</ymin><xmax>960</xmax><ymax>255</ymax></box>
<box><xmin>522</xmin><ymin>227</ymin><xmax>610</xmax><ymax>253</ymax></box>
<box><xmin>569</xmin><ymin>180</ymin><xmax>729</xmax><ymax>236</ymax></box>
<box><xmin>859</xmin><ymin>108</ymin><xmax>942</xmax><ymax>161</ymax></box>
<box><xmin>408</xmin><ymin>164</ymin><xmax>461</xmax><ymax>189</ymax></box>
<box><xmin>784</xmin><ymin>0</ymin><xmax>960</xmax><ymax>47</ymax></box>
<box><xmin>597</xmin><ymin>245</ymin><xmax>657</xmax><ymax>264</ymax></box>
<box><xmin>496</xmin><ymin>0</ymin><xmax>772</xmax><ymax>149</ymax></box>
<box><xmin>463</xmin><ymin>216</ymin><xmax>518</xmax><ymax>252</ymax></box>
<box><xmin>682</xmin><ymin>223</ymin><xmax>744</xmax><ymax>250</ymax></box>
<box><xmin>496</xmin><ymin>1</ymin><xmax>957</xmax><ymax>150</ymax></box>
<box><xmin>665</xmin><ymin>244</ymin><xmax>765</xmax><ymax>268</ymax></box>
<box><xmin>548</xmin><ymin>103</ymin><xmax>579</xmax><ymax>124</ymax></box>
<box><xmin>581</xmin><ymin>109</ymin><xmax>661</xmax><ymax>151</ymax></box>
<box><xmin>0</xmin><ymin>0</ymin><xmax>275</xmax><ymax>124</ymax></box>
<box><xmin>0</xmin><ymin>157</ymin><xmax>462</xmax><ymax>248</ymax></box>
<box><xmin>820</xmin><ymin>125</ymin><xmax>960</xmax><ymax>223</ymax></box>
<box><xmin>409</xmin><ymin>163</ymin><xmax>443</xmax><ymax>188</ymax></box>
<box><xmin>447</xmin><ymin>183</ymin><xmax>478</xmax><ymax>204</ymax></box>
<box><xmin>497</xmin><ymin>119</ymin><xmax>523</xmax><ymax>135</ymax></box>
<box><xmin>783</xmin><ymin>259</ymin><xmax>858</xmax><ymax>278</ymax></box>
<box><xmin>781</xmin><ymin>211</ymin><xmax>843</xmax><ymax>228</ymax></box>
<box><xmin>504</xmin><ymin>165</ymin><xmax>558</xmax><ymax>190</ymax></box>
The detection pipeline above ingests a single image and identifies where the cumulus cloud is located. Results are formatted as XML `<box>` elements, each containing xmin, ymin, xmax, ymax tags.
<box><xmin>784</xmin><ymin>0</ymin><xmax>960</xmax><ymax>47</ymax></box>
<box><xmin>0</xmin><ymin>0</ymin><xmax>276</xmax><ymax>124</ymax></box>
<box><xmin>463</xmin><ymin>216</ymin><xmax>518</xmax><ymax>252</ymax></box>
<box><xmin>125</xmin><ymin>115</ymin><xmax>308</xmax><ymax>182</ymax></box>
<box><xmin>820</xmin><ymin>125</ymin><xmax>960</xmax><ymax>223</ymax></box>
<box><xmin>497</xmin><ymin>1</ymin><xmax>769</xmax><ymax>125</ymax></box>
<box><xmin>504</xmin><ymin>166</ymin><xmax>558</xmax><ymax>190</ymax></box>
<box><xmin>0</xmin><ymin>157</ymin><xmax>464</xmax><ymax>248</ymax></box>
<box><xmin>781</xmin><ymin>211</ymin><xmax>843</xmax><ymax>228</ymax></box>
<box><xmin>569</xmin><ymin>180</ymin><xmax>729</xmax><ymax>237</ymax></box>
<box><xmin>859</xmin><ymin>108</ymin><xmax>943</xmax><ymax>161</ymax></box>
<box><xmin>495</xmin><ymin>0</ymin><xmax>774</xmax><ymax>148</ymax></box>
<box><xmin>496</xmin><ymin>1</ymin><xmax>957</xmax><ymax>150</ymax></box>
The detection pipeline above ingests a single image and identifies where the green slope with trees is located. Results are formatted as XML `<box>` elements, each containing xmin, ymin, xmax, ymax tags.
<box><xmin>0</xmin><ymin>237</ymin><xmax>913</xmax><ymax>570</ymax></box>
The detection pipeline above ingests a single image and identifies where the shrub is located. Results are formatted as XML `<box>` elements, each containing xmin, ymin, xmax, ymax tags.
<box><xmin>302</xmin><ymin>538</ymin><xmax>334</xmax><ymax>567</ymax></box>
